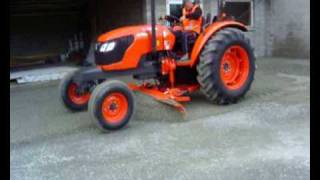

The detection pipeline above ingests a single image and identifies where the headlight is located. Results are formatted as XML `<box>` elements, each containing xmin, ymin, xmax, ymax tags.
<box><xmin>99</xmin><ymin>41</ymin><xmax>116</xmax><ymax>52</ymax></box>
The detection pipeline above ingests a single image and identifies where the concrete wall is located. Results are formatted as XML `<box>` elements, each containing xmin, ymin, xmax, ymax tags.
<box><xmin>250</xmin><ymin>0</ymin><xmax>268</xmax><ymax>57</ymax></box>
<box><xmin>266</xmin><ymin>0</ymin><xmax>310</xmax><ymax>58</ymax></box>
<box><xmin>143</xmin><ymin>0</ymin><xmax>310</xmax><ymax>58</ymax></box>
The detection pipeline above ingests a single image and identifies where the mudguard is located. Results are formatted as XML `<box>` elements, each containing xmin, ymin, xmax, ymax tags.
<box><xmin>189</xmin><ymin>21</ymin><xmax>248</xmax><ymax>67</ymax></box>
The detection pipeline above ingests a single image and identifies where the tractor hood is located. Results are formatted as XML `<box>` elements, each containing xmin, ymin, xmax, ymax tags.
<box><xmin>95</xmin><ymin>24</ymin><xmax>176</xmax><ymax>68</ymax></box>
<box><xmin>97</xmin><ymin>24</ymin><xmax>167</xmax><ymax>42</ymax></box>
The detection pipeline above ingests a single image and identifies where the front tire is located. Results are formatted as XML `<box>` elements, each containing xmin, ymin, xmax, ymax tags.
<box><xmin>197</xmin><ymin>28</ymin><xmax>255</xmax><ymax>105</ymax></box>
<box><xmin>89</xmin><ymin>80</ymin><xmax>135</xmax><ymax>132</ymax></box>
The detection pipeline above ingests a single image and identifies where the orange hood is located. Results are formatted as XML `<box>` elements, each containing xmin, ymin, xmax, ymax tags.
<box><xmin>97</xmin><ymin>24</ymin><xmax>170</xmax><ymax>42</ymax></box>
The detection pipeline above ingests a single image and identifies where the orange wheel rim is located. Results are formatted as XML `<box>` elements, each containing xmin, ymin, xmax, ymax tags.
<box><xmin>102</xmin><ymin>93</ymin><xmax>128</xmax><ymax>124</ymax></box>
<box><xmin>220</xmin><ymin>45</ymin><xmax>250</xmax><ymax>90</ymax></box>
<box><xmin>68</xmin><ymin>83</ymin><xmax>90</xmax><ymax>105</ymax></box>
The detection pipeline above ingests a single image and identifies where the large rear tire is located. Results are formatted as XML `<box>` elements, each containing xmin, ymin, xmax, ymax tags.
<box><xmin>197</xmin><ymin>28</ymin><xmax>255</xmax><ymax>105</ymax></box>
<box><xmin>89</xmin><ymin>80</ymin><xmax>135</xmax><ymax>132</ymax></box>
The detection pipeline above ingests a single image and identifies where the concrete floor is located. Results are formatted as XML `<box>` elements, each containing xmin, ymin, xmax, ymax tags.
<box><xmin>10</xmin><ymin>58</ymin><xmax>310</xmax><ymax>180</ymax></box>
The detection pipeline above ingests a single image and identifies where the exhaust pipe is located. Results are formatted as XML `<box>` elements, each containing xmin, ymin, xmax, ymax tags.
<box><xmin>151</xmin><ymin>0</ymin><xmax>157</xmax><ymax>59</ymax></box>
<box><xmin>217</xmin><ymin>0</ymin><xmax>223</xmax><ymax>17</ymax></box>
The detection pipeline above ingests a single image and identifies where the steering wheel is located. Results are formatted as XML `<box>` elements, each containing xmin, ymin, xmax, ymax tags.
<box><xmin>164</xmin><ymin>15</ymin><xmax>181</xmax><ymax>24</ymax></box>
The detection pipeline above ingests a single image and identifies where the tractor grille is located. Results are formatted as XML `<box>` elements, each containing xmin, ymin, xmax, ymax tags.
<box><xmin>95</xmin><ymin>35</ymin><xmax>134</xmax><ymax>65</ymax></box>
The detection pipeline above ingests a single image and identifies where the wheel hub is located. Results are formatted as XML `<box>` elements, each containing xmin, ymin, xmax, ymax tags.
<box><xmin>102</xmin><ymin>93</ymin><xmax>128</xmax><ymax>124</ymax></box>
<box><xmin>220</xmin><ymin>45</ymin><xmax>250</xmax><ymax>90</ymax></box>
<box><xmin>68</xmin><ymin>83</ymin><xmax>91</xmax><ymax>105</ymax></box>
<box><xmin>109</xmin><ymin>102</ymin><xmax>118</xmax><ymax>111</ymax></box>
<box><xmin>223</xmin><ymin>61</ymin><xmax>231</xmax><ymax>72</ymax></box>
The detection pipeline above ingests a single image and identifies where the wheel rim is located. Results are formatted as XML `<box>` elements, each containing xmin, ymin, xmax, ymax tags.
<box><xmin>220</xmin><ymin>45</ymin><xmax>250</xmax><ymax>90</ymax></box>
<box><xmin>102</xmin><ymin>93</ymin><xmax>128</xmax><ymax>124</ymax></box>
<box><xmin>67</xmin><ymin>83</ymin><xmax>90</xmax><ymax>105</ymax></box>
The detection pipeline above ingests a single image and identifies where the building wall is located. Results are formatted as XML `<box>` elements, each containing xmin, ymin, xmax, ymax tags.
<box><xmin>265</xmin><ymin>0</ymin><xmax>310</xmax><ymax>58</ymax></box>
<box><xmin>143</xmin><ymin>0</ymin><xmax>310</xmax><ymax>58</ymax></box>
<box><xmin>10</xmin><ymin>0</ymin><xmax>310</xmax><ymax>64</ymax></box>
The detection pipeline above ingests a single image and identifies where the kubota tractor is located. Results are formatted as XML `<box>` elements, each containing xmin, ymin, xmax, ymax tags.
<box><xmin>60</xmin><ymin>0</ymin><xmax>255</xmax><ymax>131</ymax></box>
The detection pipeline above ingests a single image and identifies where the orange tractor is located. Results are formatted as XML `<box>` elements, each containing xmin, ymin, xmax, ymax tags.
<box><xmin>60</xmin><ymin>0</ymin><xmax>255</xmax><ymax>131</ymax></box>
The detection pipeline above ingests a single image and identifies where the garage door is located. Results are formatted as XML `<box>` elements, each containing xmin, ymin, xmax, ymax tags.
<box><xmin>96</xmin><ymin>0</ymin><xmax>144</xmax><ymax>33</ymax></box>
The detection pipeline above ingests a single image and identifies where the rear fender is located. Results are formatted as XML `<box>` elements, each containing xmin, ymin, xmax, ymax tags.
<box><xmin>189</xmin><ymin>21</ymin><xmax>247</xmax><ymax>67</ymax></box>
